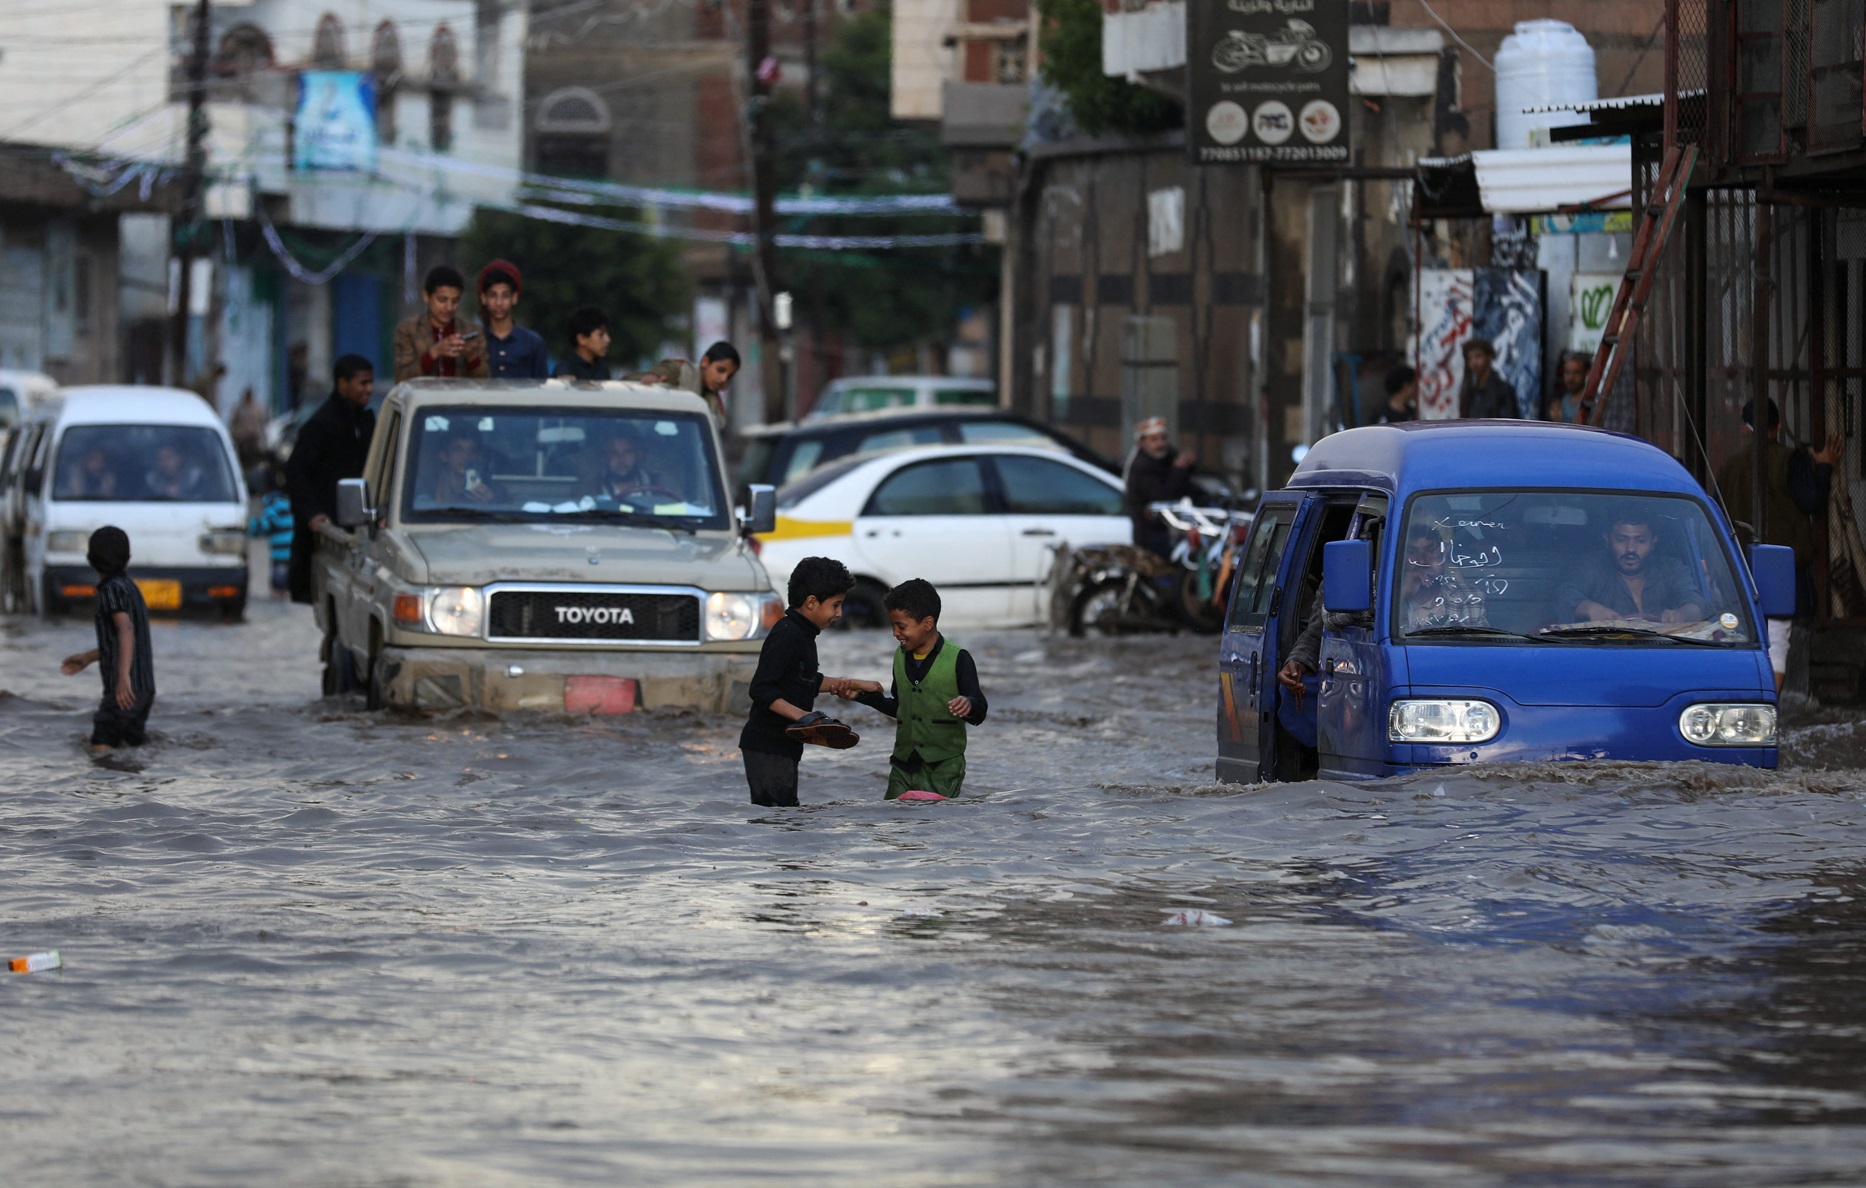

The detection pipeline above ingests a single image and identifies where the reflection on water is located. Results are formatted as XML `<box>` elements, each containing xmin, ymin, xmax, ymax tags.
<box><xmin>3</xmin><ymin>601</ymin><xmax>1866</xmax><ymax>1182</ymax></box>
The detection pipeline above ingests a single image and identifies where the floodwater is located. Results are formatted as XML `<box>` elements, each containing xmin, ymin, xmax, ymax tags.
<box><xmin>6</xmin><ymin>600</ymin><xmax>1866</xmax><ymax>1185</ymax></box>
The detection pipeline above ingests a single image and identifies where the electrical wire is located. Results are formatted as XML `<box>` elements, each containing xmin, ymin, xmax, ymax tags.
<box><xmin>1413</xmin><ymin>0</ymin><xmax>1492</xmax><ymax>71</ymax></box>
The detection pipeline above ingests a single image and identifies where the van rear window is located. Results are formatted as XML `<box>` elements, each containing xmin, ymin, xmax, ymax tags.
<box><xmin>54</xmin><ymin>425</ymin><xmax>239</xmax><ymax>503</ymax></box>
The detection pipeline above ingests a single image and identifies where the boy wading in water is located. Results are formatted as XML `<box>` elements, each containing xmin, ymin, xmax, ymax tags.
<box><xmin>60</xmin><ymin>527</ymin><xmax>155</xmax><ymax>753</ymax></box>
<box><xmin>842</xmin><ymin>579</ymin><xmax>988</xmax><ymax>800</ymax></box>
<box><xmin>739</xmin><ymin>556</ymin><xmax>864</xmax><ymax>807</ymax></box>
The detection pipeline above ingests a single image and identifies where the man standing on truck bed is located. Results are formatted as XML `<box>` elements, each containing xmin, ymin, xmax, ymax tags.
<box><xmin>285</xmin><ymin>355</ymin><xmax>377</xmax><ymax>604</ymax></box>
<box><xmin>393</xmin><ymin>265</ymin><xmax>490</xmax><ymax>382</ymax></box>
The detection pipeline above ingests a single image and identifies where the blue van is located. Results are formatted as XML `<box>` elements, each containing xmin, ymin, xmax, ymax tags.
<box><xmin>1216</xmin><ymin>422</ymin><xmax>1797</xmax><ymax>783</ymax></box>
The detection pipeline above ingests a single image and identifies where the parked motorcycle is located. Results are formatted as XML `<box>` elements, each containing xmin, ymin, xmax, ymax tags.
<box><xmin>1051</xmin><ymin>503</ymin><xmax>1251</xmax><ymax>636</ymax></box>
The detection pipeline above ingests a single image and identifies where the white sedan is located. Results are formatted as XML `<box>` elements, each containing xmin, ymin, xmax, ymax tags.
<box><xmin>755</xmin><ymin>444</ymin><xmax>1133</xmax><ymax>628</ymax></box>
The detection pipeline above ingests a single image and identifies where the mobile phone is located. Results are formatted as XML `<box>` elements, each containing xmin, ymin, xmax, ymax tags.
<box><xmin>465</xmin><ymin>468</ymin><xmax>482</xmax><ymax>489</ymax></box>
<box><xmin>457</xmin><ymin>330</ymin><xmax>481</xmax><ymax>342</ymax></box>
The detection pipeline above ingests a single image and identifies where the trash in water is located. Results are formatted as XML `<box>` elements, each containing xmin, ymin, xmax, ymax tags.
<box><xmin>1431</xmin><ymin>784</ymin><xmax>1447</xmax><ymax>797</ymax></box>
<box><xmin>1161</xmin><ymin>910</ymin><xmax>1230</xmax><ymax>927</ymax></box>
<box><xmin>8</xmin><ymin>950</ymin><xmax>61</xmax><ymax>973</ymax></box>
<box><xmin>900</xmin><ymin>908</ymin><xmax>943</xmax><ymax>918</ymax></box>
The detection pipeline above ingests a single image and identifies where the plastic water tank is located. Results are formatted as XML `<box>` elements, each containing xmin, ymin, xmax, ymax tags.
<box><xmin>1494</xmin><ymin>20</ymin><xmax>1598</xmax><ymax>150</ymax></box>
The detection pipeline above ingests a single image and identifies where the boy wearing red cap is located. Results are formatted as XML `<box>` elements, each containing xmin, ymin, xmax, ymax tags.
<box><xmin>477</xmin><ymin>259</ymin><xmax>550</xmax><ymax>379</ymax></box>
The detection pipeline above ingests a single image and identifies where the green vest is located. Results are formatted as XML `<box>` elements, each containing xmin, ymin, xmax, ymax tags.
<box><xmin>892</xmin><ymin>640</ymin><xmax>967</xmax><ymax>765</ymax></box>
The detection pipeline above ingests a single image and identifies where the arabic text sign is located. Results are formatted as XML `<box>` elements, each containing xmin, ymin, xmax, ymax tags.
<box><xmin>294</xmin><ymin>71</ymin><xmax>378</xmax><ymax>172</ymax></box>
<box><xmin>1187</xmin><ymin>0</ymin><xmax>1350</xmax><ymax>166</ymax></box>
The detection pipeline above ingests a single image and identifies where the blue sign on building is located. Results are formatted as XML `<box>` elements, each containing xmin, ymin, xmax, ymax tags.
<box><xmin>294</xmin><ymin>71</ymin><xmax>378</xmax><ymax>172</ymax></box>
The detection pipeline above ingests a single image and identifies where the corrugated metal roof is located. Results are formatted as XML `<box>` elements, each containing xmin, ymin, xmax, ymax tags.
<box><xmin>1519</xmin><ymin>90</ymin><xmax>1704</xmax><ymax>115</ymax></box>
<box><xmin>1414</xmin><ymin>144</ymin><xmax>1634</xmax><ymax>217</ymax></box>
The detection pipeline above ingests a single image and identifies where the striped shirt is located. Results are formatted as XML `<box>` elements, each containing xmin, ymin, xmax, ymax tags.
<box><xmin>95</xmin><ymin>573</ymin><xmax>156</xmax><ymax>701</ymax></box>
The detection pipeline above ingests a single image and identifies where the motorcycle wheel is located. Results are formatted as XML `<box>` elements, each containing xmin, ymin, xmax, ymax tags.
<box><xmin>1297</xmin><ymin>42</ymin><xmax>1331</xmax><ymax>71</ymax></box>
<box><xmin>1212</xmin><ymin>39</ymin><xmax>1251</xmax><ymax>72</ymax></box>
<box><xmin>1176</xmin><ymin>571</ymin><xmax>1226</xmax><ymax>635</ymax></box>
<box><xmin>1071</xmin><ymin>580</ymin><xmax>1132</xmax><ymax>636</ymax></box>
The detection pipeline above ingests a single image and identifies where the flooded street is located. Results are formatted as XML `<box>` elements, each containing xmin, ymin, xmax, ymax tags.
<box><xmin>7</xmin><ymin>602</ymin><xmax>1866</xmax><ymax>1184</ymax></box>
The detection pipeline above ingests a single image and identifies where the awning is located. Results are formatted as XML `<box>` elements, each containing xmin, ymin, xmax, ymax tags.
<box><xmin>1414</xmin><ymin>144</ymin><xmax>1633</xmax><ymax>219</ymax></box>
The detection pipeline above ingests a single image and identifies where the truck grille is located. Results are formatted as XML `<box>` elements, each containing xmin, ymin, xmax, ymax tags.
<box><xmin>486</xmin><ymin>589</ymin><xmax>701</xmax><ymax>643</ymax></box>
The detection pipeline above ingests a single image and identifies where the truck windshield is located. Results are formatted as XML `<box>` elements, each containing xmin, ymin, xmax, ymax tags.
<box><xmin>402</xmin><ymin>406</ymin><xmax>728</xmax><ymax>529</ymax></box>
<box><xmin>53</xmin><ymin>424</ymin><xmax>239</xmax><ymax>503</ymax></box>
<box><xmin>1395</xmin><ymin>490</ymin><xmax>1755</xmax><ymax>646</ymax></box>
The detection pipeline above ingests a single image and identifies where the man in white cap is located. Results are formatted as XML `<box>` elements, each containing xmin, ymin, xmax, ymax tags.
<box><xmin>1124</xmin><ymin>416</ymin><xmax>1197</xmax><ymax>558</ymax></box>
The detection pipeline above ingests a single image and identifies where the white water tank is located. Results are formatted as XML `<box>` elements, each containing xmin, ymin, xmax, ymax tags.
<box><xmin>1494</xmin><ymin>20</ymin><xmax>1598</xmax><ymax>149</ymax></box>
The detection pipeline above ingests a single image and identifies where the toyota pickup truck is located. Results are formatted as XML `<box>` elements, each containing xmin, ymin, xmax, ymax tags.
<box><xmin>316</xmin><ymin>379</ymin><xmax>782</xmax><ymax>713</ymax></box>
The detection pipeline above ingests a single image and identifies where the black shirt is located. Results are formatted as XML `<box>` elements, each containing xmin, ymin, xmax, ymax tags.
<box><xmin>95</xmin><ymin>573</ymin><xmax>155</xmax><ymax>701</ymax></box>
<box><xmin>554</xmin><ymin>354</ymin><xmax>612</xmax><ymax>381</ymax></box>
<box><xmin>285</xmin><ymin>392</ymin><xmax>376</xmax><ymax>602</ymax></box>
<box><xmin>853</xmin><ymin>636</ymin><xmax>988</xmax><ymax>725</ymax></box>
<box><xmin>740</xmin><ymin>609</ymin><xmax>824</xmax><ymax>760</ymax></box>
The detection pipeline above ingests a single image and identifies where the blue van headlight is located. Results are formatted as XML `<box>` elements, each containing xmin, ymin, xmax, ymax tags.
<box><xmin>1389</xmin><ymin>699</ymin><xmax>1500</xmax><ymax>744</ymax></box>
<box><xmin>1679</xmin><ymin>703</ymin><xmax>1777</xmax><ymax>746</ymax></box>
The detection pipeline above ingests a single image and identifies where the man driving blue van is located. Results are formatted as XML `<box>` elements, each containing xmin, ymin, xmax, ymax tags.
<box><xmin>1556</xmin><ymin>515</ymin><xmax>1708</xmax><ymax>624</ymax></box>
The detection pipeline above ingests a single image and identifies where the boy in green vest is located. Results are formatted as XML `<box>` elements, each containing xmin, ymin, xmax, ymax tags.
<box><xmin>842</xmin><ymin>579</ymin><xmax>988</xmax><ymax>799</ymax></box>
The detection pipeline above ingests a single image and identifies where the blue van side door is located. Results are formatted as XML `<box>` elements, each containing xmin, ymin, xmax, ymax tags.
<box><xmin>1317</xmin><ymin>497</ymin><xmax>1393</xmax><ymax>779</ymax></box>
<box><xmin>1217</xmin><ymin>492</ymin><xmax>1322</xmax><ymax>783</ymax></box>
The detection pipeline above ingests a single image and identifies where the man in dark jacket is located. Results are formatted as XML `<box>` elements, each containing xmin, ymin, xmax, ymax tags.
<box><xmin>1124</xmin><ymin>415</ymin><xmax>1198</xmax><ymax>558</ymax></box>
<box><xmin>285</xmin><ymin>354</ymin><xmax>377</xmax><ymax>603</ymax></box>
<box><xmin>1459</xmin><ymin>338</ymin><xmax>1520</xmax><ymax>419</ymax></box>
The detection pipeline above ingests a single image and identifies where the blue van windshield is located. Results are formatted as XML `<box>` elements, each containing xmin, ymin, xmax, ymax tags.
<box><xmin>1395</xmin><ymin>491</ymin><xmax>1754</xmax><ymax>645</ymax></box>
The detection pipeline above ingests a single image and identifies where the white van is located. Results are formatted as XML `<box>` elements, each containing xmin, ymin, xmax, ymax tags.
<box><xmin>0</xmin><ymin>369</ymin><xmax>55</xmax><ymax>434</ymax></box>
<box><xmin>3</xmin><ymin>386</ymin><xmax>249</xmax><ymax>618</ymax></box>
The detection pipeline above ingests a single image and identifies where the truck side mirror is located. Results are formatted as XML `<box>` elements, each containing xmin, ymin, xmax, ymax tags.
<box><xmin>1748</xmin><ymin>544</ymin><xmax>1796</xmax><ymax>618</ymax></box>
<box><xmin>1322</xmin><ymin>539</ymin><xmax>1372</xmax><ymax>614</ymax></box>
<box><xmin>744</xmin><ymin>484</ymin><xmax>777</xmax><ymax>536</ymax></box>
<box><xmin>334</xmin><ymin>478</ymin><xmax>374</xmax><ymax>529</ymax></box>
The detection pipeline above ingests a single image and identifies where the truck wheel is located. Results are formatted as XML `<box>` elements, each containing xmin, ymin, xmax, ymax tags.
<box><xmin>321</xmin><ymin>642</ymin><xmax>361</xmax><ymax>696</ymax></box>
<box><xmin>364</xmin><ymin>636</ymin><xmax>386</xmax><ymax>711</ymax></box>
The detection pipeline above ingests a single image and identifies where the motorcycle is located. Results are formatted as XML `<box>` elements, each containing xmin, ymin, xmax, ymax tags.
<box><xmin>1211</xmin><ymin>20</ymin><xmax>1333</xmax><ymax>74</ymax></box>
<box><xmin>1051</xmin><ymin>503</ymin><xmax>1251</xmax><ymax>636</ymax></box>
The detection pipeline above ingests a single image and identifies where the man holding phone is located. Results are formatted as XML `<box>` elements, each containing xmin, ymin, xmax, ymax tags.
<box><xmin>393</xmin><ymin>264</ymin><xmax>491</xmax><ymax>381</ymax></box>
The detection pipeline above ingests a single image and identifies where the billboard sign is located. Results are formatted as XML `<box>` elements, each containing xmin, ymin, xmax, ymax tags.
<box><xmin>1187</xmin><ymin>0</ymin><xmax>1350</xmax><ymax>166</ymax></box>
<box><xmin>294</xmin><ymin>71</ymin><xmax>378</xmax><ymax>172</ymax></box>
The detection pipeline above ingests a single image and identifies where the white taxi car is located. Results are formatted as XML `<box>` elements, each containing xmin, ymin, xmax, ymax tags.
<box><xmin>756</xmin><ymin>444</ymin><xmax>1132</xmax><ymax>628</ymax></box>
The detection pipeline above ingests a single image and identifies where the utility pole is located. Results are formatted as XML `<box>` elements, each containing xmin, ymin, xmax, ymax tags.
<box><xmin>170</xmin><ymin>0</ymin><xmax>212</xmax><ymax>390</ymax></box>
<box><xmin>747</xmin><ymin>0</ymin><xmax>784</xmax><ymax>424</ymax></box>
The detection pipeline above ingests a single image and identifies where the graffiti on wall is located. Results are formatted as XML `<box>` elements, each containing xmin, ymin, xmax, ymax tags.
<box><xmin>1414</xmin><ymin>268</ymin><xmax>1544</xmax><ymax>420</ymax></box>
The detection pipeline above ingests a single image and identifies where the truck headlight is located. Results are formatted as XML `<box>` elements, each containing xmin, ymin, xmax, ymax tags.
<box><xmin>1389</xmin><ymin>699</ymin><xmax>1501</xmax><ymax>744</ymax></box>
<box><xmin>199</xmin><ymin>529</ymin><xmax>247</xmax><ymax>556</ymax></box>
<box><xmin>46</xmin><ymin>531</ymin><xmax>87</xmax><ymax>554</ymax></box>
<box><xmin>704</xmin><ymin>591</ymin><xmax>785</xmax><ymax>641</ymax></box>
<box><xmin>1679</xmin><ymin>703</ymin><xmax>1776</xmax><ymax>746</ymax></box>
<box><xmin>426</xmin><ymin>586</ymin><xmax>484</xmax><ymax>637</ymax></box>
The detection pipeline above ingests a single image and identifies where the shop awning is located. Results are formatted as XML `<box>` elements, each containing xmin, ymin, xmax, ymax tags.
<box><xmin>1414</xmin><ymin>144</ymin><xmax>1634</xmax><ymax>220</ymax></box>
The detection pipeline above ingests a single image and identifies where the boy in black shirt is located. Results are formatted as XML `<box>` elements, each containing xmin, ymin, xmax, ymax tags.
<box><xmin>60</xmin><ymin>527</ymin><xmax>156</xmax><ymax>753</ymax></box>
<box><xmin>738</xmin><ymin>556</ymin><xmax>864</xmax><ymax>807</ymax></box>
<box><xmin>840</xmin><ymin>579</ymin><xmax>988</xmax><ymax>799</ymax></box>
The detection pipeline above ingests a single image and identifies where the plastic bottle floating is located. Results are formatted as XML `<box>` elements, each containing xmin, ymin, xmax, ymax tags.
<box><xmin>7</xmin><ymin>950</ymin><xmax>61</xmax><ymax>973</ymax></box>
<box><xmin>1161</xmin><ymin>910</ymin><xmax>1231</xmax><ymax>927</ymax></box>
<box><xmin>895</xmin><ymin>790</ymin><xmax>948</xmax><ymax>802</ymax></box>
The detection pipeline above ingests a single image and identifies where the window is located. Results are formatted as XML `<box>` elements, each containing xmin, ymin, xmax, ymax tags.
<box><xmin>933</xmin><ymin>387</ymin><xmax>995</xmax><ymax>407</ymax></box>
<box><xmin>53</xmin><ymin>425</ymin><xmax>238</xmax><ymax>503</ymax></box>
<box><xmin>854</xmin><ymin>426</ymin><xmax>942</xmax><ymax>454</ymax></box>
<box><xmin>993</xmin><ymin>455</ymin><xmax>1122</xmax><ymax>517</ymax></box>
<box><xmin>1395</xmin><ymin>491</ymin><xmax>1752</xmax><ymax>644</ymax></box>
<box><xmin>842</xmin><ymin>386</ymin><xmax>913</xmax><ymax>413</ymax></box>
<box><xmin>780</xmin><ymin>440</ymin><xmax>824</xmax><ymax>484</ymax></box>
<box><xmin>957</xmin><ymin>420</ymin><xmax>1050</xmax><ymax>446</ymax></box>
<box><xmin>0</xmin><ymin>389</ymin><xmax>18</xmax><ymax>430</ymax></box>
<box><xmin>865</xmin><ymin>459</ymin><xmax>988</xmax><ymax>516</ymax></box>
<box><xmin>535</xmin><ymin>86</ymin><xmax>612</xmax><ymax>177</ymax></box>
<box><xmin>1227</xmin><ymin>506</ymin><xmax>1294</xmax><ymax>631</ymax></box>
<box><xmin>401</xmin><ymin>406</ymin><xmax>727</xmax><ymax>528</ymax></box>
<box><xmin>372</xmin><ymin>21</ymin><xmax>402</xmax><ymax>145</ymax></box>
<box><xmin>313</xmin><ymin>13</ymin><xmax>346</xmax><ymax>68</ymax></box>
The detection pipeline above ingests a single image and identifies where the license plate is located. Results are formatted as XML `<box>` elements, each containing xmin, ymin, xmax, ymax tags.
<box><xmin>135</xmin><ymin>579</ymin><xmax>182</xmax><ymax>610</ymax></box>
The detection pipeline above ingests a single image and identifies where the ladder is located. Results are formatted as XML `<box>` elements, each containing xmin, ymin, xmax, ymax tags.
<box><xmin>1581</xmin><ymin>143</ymin><xmax>1698</xmax><ymax>427</ymax></box>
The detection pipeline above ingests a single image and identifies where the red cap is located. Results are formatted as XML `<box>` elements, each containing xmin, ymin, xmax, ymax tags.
<box><xmin>478</xmin><ymin>258</ymin><xmax>521</xmax><ymax>296</ymax></box>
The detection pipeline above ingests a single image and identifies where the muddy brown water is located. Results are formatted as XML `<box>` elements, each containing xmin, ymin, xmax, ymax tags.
<box><xmin>5</xmin><ymin>600</ymin><xmax>1866</xmax><ymax>1184</ymax></box>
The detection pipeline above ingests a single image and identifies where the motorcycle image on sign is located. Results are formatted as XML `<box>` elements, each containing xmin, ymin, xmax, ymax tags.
<box><xmin>1211</xmin><ymin>20</ymin><xmax>1333</xmax><ymax>73</ymax></box>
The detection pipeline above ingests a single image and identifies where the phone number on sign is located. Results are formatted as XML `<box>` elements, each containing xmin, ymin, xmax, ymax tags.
<box><xmin>1197</xmin><ymin>145</ymin><xmax>1349</xmax><ymax>163</ymax></box>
